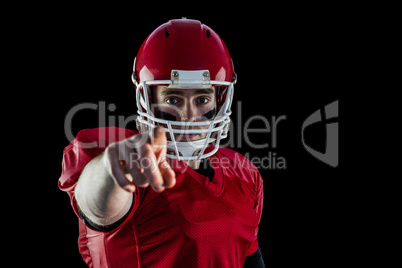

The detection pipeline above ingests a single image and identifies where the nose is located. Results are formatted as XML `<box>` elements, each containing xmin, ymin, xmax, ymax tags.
<box><xmin>181</xmin><ymin>102</ymin><xmax>198</xmax><ymax>122</ymax></box>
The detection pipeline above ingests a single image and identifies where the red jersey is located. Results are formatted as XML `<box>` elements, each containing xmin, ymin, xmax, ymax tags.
<box><xmin>59</xmin><ymin>127</ymin><xmax>264</xmax><ymax>268</ymax></box>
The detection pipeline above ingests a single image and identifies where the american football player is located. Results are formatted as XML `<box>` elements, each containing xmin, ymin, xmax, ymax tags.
<box><xmin>59</xmin><ymin>18</ymin><xmax>265</xmax><ymax>268</ymax></box>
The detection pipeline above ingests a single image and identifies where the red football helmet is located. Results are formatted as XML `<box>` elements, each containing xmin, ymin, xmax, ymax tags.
<box><xmin>132</xmin><ymin>18</ymin><xmax>236</xmax><ymax>160</ymax></box>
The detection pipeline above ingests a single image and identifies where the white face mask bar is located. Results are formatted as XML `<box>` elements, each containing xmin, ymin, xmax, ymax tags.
<box><xmin>133</xmin><ymin>68</ymin><xmax>234</xmax><ymax>161</ymax></box>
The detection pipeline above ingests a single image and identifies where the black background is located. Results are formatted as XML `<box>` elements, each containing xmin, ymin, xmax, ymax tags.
<box><xmin>32</xmin><ymin>5</ymin><xmax>357</xmax><ymax>268</ymax></box>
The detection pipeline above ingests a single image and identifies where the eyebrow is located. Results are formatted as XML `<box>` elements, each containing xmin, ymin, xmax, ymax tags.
<box><xmin>160</xmin><ymin>89</ymin><xmax>184</xmax><ymax>96</ymax></box>
<box><xmin>160</xmin><ymin>88</ymin><xmax>214</xmax><ymax>96</ymax></box>
<box><xmin>195</xmin><ymin>88</ymin><xmax>214</xmax><ymax>95</ymax></box>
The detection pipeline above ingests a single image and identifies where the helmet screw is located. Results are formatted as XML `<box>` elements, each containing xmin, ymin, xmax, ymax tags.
<box><xmin>172</xmin><ymin>71</ymin><xmax>179</xmax><ymax>77</ymax></box>
<box><xmin>203</xmin><ymin>71</ymin><xmax>209</xmax><ymax>77</ymax></box>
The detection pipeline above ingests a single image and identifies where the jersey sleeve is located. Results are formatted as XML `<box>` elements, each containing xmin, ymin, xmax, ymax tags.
<box><xmin>58</xmin><ymin>127</ymin><xmax>138</xmax><ymax>218</ymax></box>
<box><xmin>217</xmin><ymin>147</ymin><xmax>265</xmax><ymax>257</ymax></box>
<box><xmin>245</xmin><ymin>166</ymin><xmax>264</xmax><ymax>257</ymax></box>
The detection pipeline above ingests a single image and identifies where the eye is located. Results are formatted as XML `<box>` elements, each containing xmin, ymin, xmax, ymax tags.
<box><xmin>197</xmin><ymin>97</ymin><xmax>210</xmax><ymax>104</ymax></box>
<box><xmin>165</xmin><ymin>97</ymin><xmax>180</xmax><ymax>105</ymax></box>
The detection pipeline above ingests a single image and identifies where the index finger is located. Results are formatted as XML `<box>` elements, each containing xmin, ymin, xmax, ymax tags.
<box><xmin>152</xmin><ymin>126</ymin><xmax>167</xmax><ymax>157</ymax></box>
<box><xmin>139</xmin><ymin>143</ymin><xmax>165</xmax><ymax>192</ymax></box>
<box><xmin>159</xmin><ymin>158</ymin><xmax>176</xmax><ymax>188</ymax></box>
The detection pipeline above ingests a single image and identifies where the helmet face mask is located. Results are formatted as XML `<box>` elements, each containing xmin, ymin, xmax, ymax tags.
<box><xmin>132</xmin><ymin>19</ymin><xmax>236</xmax><ymax>161</ymax></box>
<box><xmin>134</xmin><ymin>73</ymin><xmax>234</xmax><ymax>160</ymax></box>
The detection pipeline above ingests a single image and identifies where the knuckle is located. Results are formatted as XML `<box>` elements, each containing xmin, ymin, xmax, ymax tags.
<box><xmin>127</xmin><ymin>151</ymin><xmax>140</xmax><ymax>166</ymax></box>
<box><xmin>147</xmin><ymin>172</ymin><xmax>164</xmax><ymax>187</ymax></box>
<box><xmin>140</xmin><ymin>143</ymin><xmax>153</xmax><ymax>154</ymax></box>
<box><xmin>133</xmin><ymin>177</ymin><xmax>149</xmax><ymax>188</ymax></box>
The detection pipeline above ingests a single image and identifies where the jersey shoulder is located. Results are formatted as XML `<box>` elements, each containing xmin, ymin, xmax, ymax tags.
<box><xmin>216</xmin><ymin>147</ymin><xmax>261</xmax><ymax>185</ymax></box>
<box><xmin>59</xmin><ymin>127</ymin><xmax>138</xmax><ymax>190</ymax></box>
<box><xmin>63</xmin><ymin>127</ymin><xmax>138</xmax><ymax>155</ymax></box>
<box><xmin>73</xmin><ymin>127</ymin><xmax>137</xmax><ymax>147</ymax></box>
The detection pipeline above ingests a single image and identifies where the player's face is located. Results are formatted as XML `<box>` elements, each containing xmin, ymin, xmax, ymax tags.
<box><xmin>151</xmin><ymin>86</ymin><xmax>217</xmax><ymax>142</ymax></box>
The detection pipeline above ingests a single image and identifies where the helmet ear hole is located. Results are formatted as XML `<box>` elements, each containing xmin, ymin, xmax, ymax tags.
<box><xmin>215</xmin><ymin>86</ymin><xmax>229</xmax><ymax>113</ymax></box>
<box><xmin>206</xmin><ymin>29</ymin><xmax>210</xmax><ymax>38</ymax></box>
<box><xmin>165</xmin><ymin>29</ymin><xmax>170</xmax><ymax>38</ymax></box>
